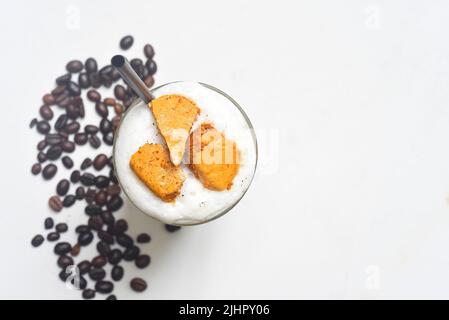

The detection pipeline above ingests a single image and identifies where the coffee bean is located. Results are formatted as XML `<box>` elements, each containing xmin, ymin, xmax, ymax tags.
<box><xmin>85</xmin><ymin>58</ymin><xmax>98</xmax><ymax>73</ymax></box>
<box><xmin>31</xmin><ymin>235</ymin><xmax>44</xmax><ymax>247</ymax></box>
<box><xmin>85</xmin><ymin>188</ymin><xmax>96</xmax><ymax>204</ymax></box>
<box><xmin>66</xmin><ymin>60</ymin><xmax>83</xmax><ymax>73</ymax></box>
<box><xmin>37</xmin><ymin>151</ymin><xmax>47</xmax><ymax>163</ymax></box>
<box><xmin>42</xmin><ymin>164</ymin><xmax>57</xmax><ymax>180</ymax></box>
<box><xmin>57</xmin><ymin>96</ymin><xmax>71</xmax><ymax>108</ymax></box>
<box><xmin>54</xmin><ymin>242</ymin><xmax>72</xmax><ymax>255</ymax></box>
<box><xmin>49</xmin><ymin>196</ymin><xmax>63</xmax><ymax>212</ymax></box>
<box><xmin>29</xmin><ymin>118</ymin><xmax>38</xmax><ymax>128</ymax></box>
<box><xmin>95</xmin><ymin>175</ymin><xmax>109</xmax><ymax>188</ymax></box>
<box><xmin>75</xmin><ymin>225</ymin><xmax>90</xmax><ymax>234</ymax></box>
<box><xmin>111</xmin><ymin>115</ymin><xmax>121</xmax><ymax>131</ymax></box>
<box><xmin>97</xmin><ymin>230</ymin><xmax>114</xmax><ymax>245</ymax></box>
<box><xmin>95</xmin><ymin>191</ymin><xmax>107</xmax><ymax>206</ymax></box>
<box><xmin>107</xmin><ymin>196</ymin><xmax>123</xmax><ymax>212</ymax></box>
<box><xmin>100</xmin><ymin>65</ymin><xmax>114</xmax><ymax>77</ymax></box>
<box><xmin>56</xmin><ymin>223</ymin><xmax>68</xmax><ymax>233</ymax></box>
<box><xmin>45</xmin><ymin>134</ymin><xmax>63</xmax><ymax>146</ymax></box>
<box><xmin>56</xmin><ymin>179</ymin><xmax>70</xmax><ymax>196</ymax></box>
<box><xmin>57</xmin><ymin>255</ymin><xmax>74</xmax><ymax>268</ymax></box>
<box><xmin>55</xmin><ymin>115</ymin><xmax>68</xmax><ymax>131</ymax></box>
<box><xmin>37</xmin><ymin>140</ymin><xmax>47</xmax><ymax>151</ymax></box>
<box><xmin>67</xmin><ymin>81</ymin><xmax>81</xmax><ymax>96</ymax></box>
<box><xmin>51</xmin><ymin>85</ymin><xmax>66</xmax><ymax>96</ymax></box>
<box><xmin>43</xmin><ymin>93</ymin><xmax>56</xmax><ymax>106</ymax></box>
<box><xmin>56</xmin><ymin>73</ymin><xmax>71</xmax><ymax>85</ymax></box>
<box><xmin>106</xmin><ymin>295</ymin><xmax>117</xmax><ymax>300</ymax></box>
<box><xmin>37</xmin><ymin>120</ymin><xmax>51</xmax><ymax>134</ymax></box>
<box><xmin>95</xmin><ymin>102</ymin><xmax>108</xmax><ymax>118</ymax></box>
<box><xmin>80</xmin><ymin>172</ymin><xmax>95</xmax><ymax>186</ymax></box>
<box><xmin>146</xmin><ymin>60</ymin><xmax>157</xmax><ymax>75</ymax></box>
<box><xmin>31</xmin><ymin>163</ymin><xmax>41</xmax><ymax>175</ymax></box>
<box><xmin>61</xmin><ymin>141</ymin><xmax>75</xmax><ymax>153</ymax></box>
<box><xmin>95</xmin><ymin>281</ymin><xmax>114</xmax><ymax>294</ymax></box>
<box><xmin>101</xmin><ymin>211</ymin><xmax>115</xmax><ymax>227</ymax></box>
<box><xmin>70</xmin><ymin>243</ymin><xmax>80</xmax><ymax>256</ymax></box>
<box><xmin>120</xmin><ymin>35</ymin><xmax>133</xmax><ymax>50</ymax></box>
<box><xmin>97</xmin><ymin>241</ymin><xmax>111</xmax><ymax>256</ymax></box>
<box><xmin>92</xmin><ymin>255</ymin><xmax>107</xmax><ymax>268</ymax></box>
<box><xmin>104</xmin><ymin>97</ymin><xmax>116</xmax><ymax>106</ymax></box>
<box><xmin>111</xmin><ymin>265</ymin><xmax>124</xmax><ymax>281</ymax></box>
<box><xmin>75</xmin><ymin>186</ymin><xmax>85</xmax><ymax>200</ymax></box>
<box><xmin>111</xmin><ymin>68</ymin><xmax>121</xmax><ymax>81</ymax></box>
<box><xmin>116</xmin><ymin>234</ymin><xmax>133</xmax><ymax>248</ymax></box>
<box><xmin>123</xmin><ymin>246</ymin><xmax>140</xmax><ymax>261</ymax></box>
<box><xmin>114</xmin><ymin>103</ymin><xmax>124</xmax><ymax>115</ymax></box>
<box><xmin>91</xmin><ymin>154</ymin><xmax>108</xmax><ymax>171</ymax></box>
<box><xmin>81</xmin><ymin>158</ymin><xmax>92</xmax><ymax>170</ymax></box>
<box><xmin>61</xmin><ymin>156</ymin><xmax>74</xmax><ymax>169</ymax></box>
<box><xmin>87</xmin><ymin>89</ymin><xmax>101</xmax><ymax>102</ymax></box>
<box><xmin>165</xmin><ymin>224</ymin><xmax>181</xmax><ymax>232</ymax></box>
<box><xmin>44</xmin><ymin>217</ymin><xmax>54</xmax><ymax>229</ymax></box>
<box><xmin>130</xmin><ymin>278</ymin><xmax>147</xmax><ymax>292</ymax></box>
<box><xmin>103</xmin><ymin>133</ymin><xmax>114</xmax><ymax>146</ymax></box>
<box><xmin>85</xmin><ymin>204</ymin><xmax>102</xmax><ymax>215</ymax></box>
<box><xmin>89</xmin><ymin>134</ymin><xmax>101</xmax><ymax>149</ymax></box>
<box><xmin>131</xmin><ymin>58</ymin><xmax>143</xmax><ymax>70</ymax></box>
<box><xmin>135</xmin><ymin>255</ymin><xmax>151</xmax><ymax>269</ymax></box>
<box><xmin>137</xmin><ymin>233</ymin><xmax>151</xmax><ymax>244</ymax></box>
<box><xmin>108</xmin><ymin>249</ymin><xmax>122</xmax><ymax>265</ymax></box>
<box><xmin>84</xmin><ymin>126</ymin><xmax>99</xmax><ymax>136</ymax></box>
<box><xmin>78</xmin><ymin>102</ymin><xmax>85</xmax><ymax>118</ymax></box>
<box><xmin>74</xmin><ymin>132</ymin><xmax>88</xmax><ymax>145</ymax></box>
<box><xmin>63</xmin><ymin>195</ymin><xmax>76</xmax><ymax>207</ymax></box>
<box><xmin>88</xmin><ymin>72</ymin><xmax>101</xmax><ymax>88</ymax></box>
<box><xmin>63</xmin><ymin>122</ymin><xmax>80</xmax><ymax>134</ymax></box>
<box><xmin>66</xmin><ymin>104</ymin><xmax>79</xmax><ymax>119</ymax></box>
<box><xmin>111</xmin><ymin>219</ymin><xmax>128</xmax><ymax>235</ymax></box>
<box><xmin>47</xmin><ymin>145</ymin><xmax>63</xmax><ymax>160</ymax></box>
<box><xmin>59</xmin><ymin>268</ymin><xmax>70</xmax><ymax>282</ymax></box>
<box><xmin>82</xmin><ymin>289</ymin><xmax>95</xmax><ymax>300</ymax></box>
<box><xmin>114</xmin><ymin>85</ymin><xmax>126</xmax><ymax>100</ymax></box>
<box><xmin>144</xmin><ymin>44</ymin><xmax>155</xmax><ymax>59</ymax></box>
<box><xmin>47</xmin><ymin>232</ymin><xmax>60</xmax><ymax>242</ymax></box>
<box><xmin>106</xmin><ymin>185</ymin><xmax>121</xmax><ymax>197</ymax></box>
<box><xmin>77</xmin><ymin>260</ymin><xmax>91</xmax><ymax>274</ymax></box>
<box><xmin>89</xmin><ymin>268</ymin><xmax>106</xmax><ymax>281</ymax></box>
<box><xmin>78</xmin><ymin>231</ymin><xmax>94</xmax><ymax>246</ymax></box>
<box><xmin>39</xmin><ymin>105</ymin><xmax>53</xmax><ymax>120</ymax></box>
<box><xmin>70</xmin><ymin>170</ymin><xmax>81</xmax><ymax>183</ymax></box>
<box><xmin>78</xmin><ymin>72</ymin><xmax>90</xmax><ymax>89</ymax></box>
<box><xmin>144</xmin><ymin>75</ymin><xmax>154</xmax><ymax>88</ymax></box>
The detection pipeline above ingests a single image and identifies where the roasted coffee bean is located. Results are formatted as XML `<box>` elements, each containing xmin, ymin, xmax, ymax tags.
<box><xmin>54</xmin><ymin>242</ymin><xmax>72</xmax><ymax>255</ymax></box>
<box><xmin>165</xmin><ymin>224</ymin><xmax>181</xmax><ymax>232</ymax></box>
<box><xmin>63</xmin><ymin>122</ymin><xmax>80</xmax><ymax>134</ymax></box>
<box><xmin>66</xmin><ymin>60</ymin><xmax>83</xmax><ymax>73</ymax></box>
<box><xmin>31</xmin><ymin>234</ymin><xmax>44</xmax><ymax>247</ymax></box>
<box><xmin>116</xmin><ymin>234</ymin><xmax>133</xmax><ymax>248</ymax></box>
<box><xmin>98</xmin><ymin>230</ymin><xmax>114</xmax><ymax>245</ymax></box>
<box><xmin>106</xmin><ymin>295</ymin><xmax>117</xmax><ymax>300</ymax></box>
<box><xmin>131</xmin><ymin>58</ymin><xmax>143</xmax><ymax>72</ymax></box>
<box><xmin>85</xmin><ymin>204</ymin><xmax>102</xmax><ymax>215</ymax></box>
<box><xmin>92</xmin><ymin>255</ymin><xmax>107</xmax><ymax>268</ymax></box>
<box><xmin>99</xmin><ymin>65</ymin><xmax>114</xmax><ymax>78</ymax></box>
<box><xmin>114</xmin><ymin>103</ymin><xmax>124</xmax><ymax>115</ymax></box>
<box><xmin>57</xmin><ymin>96</ymin><xmax>71</xmax><ymax>108</ymax></box>
<box><xmin>61</xmin><ymin>141</ymin><xmax>75</xmax><ymax>153</ymax></box>
<box><xmin>57</xmin><ymin>255</ymin><xmax>74</xmax><ymax>268</ymax></box>
<box><xmin>135</xmin><ymin>255</ymin><xmax>151</xmax><ymax>269</ymax></box>
<box><xmin>61</xmin><ymin>156</ymin><xmax>74</xmax><ymax>169</ymax></box>
<box><xmin>56</xmin><ymin>73</ymin><xmax>71</xmax><ymax>85</ymax></box>
<box><xmin>78</xmin><ymin>72</ymin><xmax>90</xmax><ymax>89</ymax></box>
<box><xmin>92</xmin><ymin>154</ymin><xmax>108</xmax><ymax>170</ymax></box>
<box><xmin>95</xmin><ymin>102</ymin><xmax>108</xmax><ymax>118</ymax></box>
<box><xmin>89</xmin><ymin>134</ymin><xmax>101</xmax><ymax>149</ymax></box>
<box><xmin>29</xmin><ymin>118</ymin><xmax>37</xmax><ymax>128</ymax></box>
<box><xmin>89</xmin><ymin>268</ymin><xmax>106</xmax><ymax>281</ymax></box>
<box><xmin>123</xmin><ymin>246</ymin><xmax>140</xmax><ymax>261</ymax></box>
<box><xmin>75</xmin><ymin>225</ymin><xmax>90</xmax><ymax>234</ymax></box>
<box><xmin>111</xmin><ymin>115</ymin><xmax>121</xmax><ymax>131</ymax></box>
<box><xmin>36</xmin><ymin>120</ymin><xmax>51</xmax><ymax>134</ymax></box>
<box><xmin>111</xmin><ymin>219</ymin><xmax>128</xmax><ymax>235</ymax></box>
<box><xmin>144</xmin><ymin>75</ymin><xmax>154</xmax><ymax>88</ymax></box>
<box><xmin>54</xmin><ymin>115</ymin><xmax>68</xmax><ymax>131</ymax></box>
<box><xmin>55</xmin><ymin>223</ymin><xmax>68</xmax><ymax>233</ymax></box>
<box><xmin>85</xmin><ymin>188</ymin><xmax>96</xmax><ymax>204</ymax></box>
<box><xmin>85</xmin><ymin>57</ymin><xmax>98</xmax><ymax>73</ymax></box>
<box><xmin>70</xmin><ymin>170</ymin><xmax>81</xmax><ymax>183</ymax></box>
<box><xmin>42</xmin><ymin>164</ymin><xmax>57</xmax><ymax>180</ymax></box>
<box><xmin>87</xmin><ymin>89</ymin><xmax>101</xmax><ymax>102</ymax></box>
<box><xmin>80</xmin><ymin>158</ymin><xmax>92</xmax><ymax>170</ymax></box>
<box><xmin>107</xmin><ymin>196</ymin><xmax>123</xmax><ymax>212</ymax></box>
<box><xmin>101</xmin><ymin>76</ymin><xmax>112</xmax><ymax>88</ymax></box>
<box><xmin>47</xmin><ymin>145</ymin><xmax>63</xmax><ymax>160</ymax></box>
<box><xmin>31</xmin><ymin>163</ymin><xmax>41</xmax><ymax>175</ymax></box>
<box><xmin>82</xmin><ymin>289</ymin><xmax>95</xmax><ymax>300</ymax></box>
<box><xmin>111</xmin><ymin>68</ymin><xmax>121</xmax><ymax>81</ymax></box>
<box><xmin>63</xmin><ymin>195</ymin><xmax>76</xmax><ymax>207</ymax></box>
<box><xmin>59</xmin><ymin>268</ymin><xmax>70</xmax><ymax>282</ymax></box>
<box><xmin>78</xmin><ymin>102</ymin><xmax>85</xmax><ymax>118</ymax></box>
<box><xmin>39</xmin><ymin>105</ymin><xmax>53</xmax><ymax>120</ymax></box>
<box><xmin>85</xmin><ymin>125</ymin><xmax>99</xmax><ymax>135</ymax></box>
<box><xmin>77</xmin><ymin>260</ymin><xmax>91</xmax><ymax>274</ymax></box>
<box><xmin>88</xmin><ymin>216</ymin><xmax>103</xmax><ymax>231</ymax></box>
<box><xmin>144</xmin><ymin>44</ymin><xmax>155</xmax><ymax>59</ymax></box>
<box><xmin>101</xmin><ymin>211</ymin><xmax>115</xmax><ymax>226</ymax></box>
<box><xmin>56</xmin><ymin>179</ymin><xmax>70</xmax><ymax>196</ymax></box>
<box><xmin>78</xmin><ymin>231</ymin><xmax>94</xmax><ymax>246</ymax></box>
<box><xmin>45</xmin><ymin>133</ymin><xmax>63</xmax><ymax>145</ymax></box>
<box><xmin>44</xmin><ymin>217</ymin><xmax>54</xmax><ymax>229</ymax></box>
<box><xmin>71</xmin><ymin>243</ymin><xmax>81</xmax><ymax>256</ymax></box>
<box><xmin>49</xmin><ymin>196</ymin><xmax>63</xmax><ymax>212</ymax></box>
<box><xmin>43</xmin><ymin>93</ymin><xmax>56</xmax><ymax>106</ymax></box>
<box><xmin>66</xmin><ymin>104</ymin><xmax>79</xmax><ymax>119</ymax></box>
<box><xmin>97</xmin><ymin>241</ymin><xmax>111</xmax><ymax>256</ymax></box>
<box><xmin>105</xmin><ymin>185</ymin><xmax>120</xmax><ymax>198</ymax></box>
<box><xmin>111</xmin><ymin>265</ymin><xmax>124</xmax><ymax>281</ymax></box>
<box><xmin>94</xmin><ymin>191</ymin><xmax>107</xmax><ymax>206</ymax></box>
<box><xmin>130</xmin><ymin>278</ymin><xmax>147</xmax><ymax>292</ymax></box>
<box><xmin>103</xmin><ymin>133</ymin><xmax>114</xmax><ymax>146</ymax></box>
<box><xmin>37</xmin><ymin>140</ymin><xmax>47</xmax><ymax>151</ymax></box>
<box><xmin>47</xmin><ymin>232</ymin><xmax>60</xmax><ymax>242</ymax></box>
<box><xmin>67</xmin><ymin>81</ymin><xmax>81</xmax><ymax>96</ymax></box>
<box><xmin>80</xmin><ymin>172</ymin><xmax>95</xmax><ymax>186</ymax></box>
<box><xmin>104</xmin><ymin>97</ymin><xmax>116</xmax><ymax>106</ymax></box>
<box><xmin>108</xmin><ymin>249</ymin><xmax>122</xmax><ymax>265</ymax></box>
<box><xmin>75</xmin><ymin>186</ymin><xmax>85</xmax><ymax>200</ymax></box>
<box><xmin>95</xmin><ymin>280</ymin><xmax>114</xmax><ymax>294</ymax></box>
<box><xmin>146</xmin><ymin>60</ymin><xmax>157</xmax><ymax>75</ymax></box>
<box><xmin>119</xmin><ymin>35</ymin><xmax>133</xmax><ymax>50</ymax></box>
<box><xmin>74</xmin><ymin>132</ymin><xmax>88</xmax><ymax>145</ymax></box>
<box><xmin>51</xmin><ymin>85</ymin><xmax>66</xmax><ymax>97</ymax></box>
<box><xmin>114</xmin><ymin>84</ymin><xmax>126</xmax><ymax>100</ymax></box>
<box><xmin>37</xmin><ymin>151</ymin><xmax>47</xmax><ymax>163</ymax></box>
<box><xmin>88</xmin><ymin>72</ymin><xmax>101</xmax><ymax>88</ymax></box>
<box><xmin>137</xmin><ymin>233</ymin><xmax>151</xmax><ymax>244</ymax></box>
<box><xmin>95</xmin><ymin>175</ymin><xmax>109</xmax><ymax>188</ymax></box>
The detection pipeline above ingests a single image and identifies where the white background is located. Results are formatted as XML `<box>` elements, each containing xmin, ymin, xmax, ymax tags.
<box><xmin>1</xmin><ymin>0</ymin><xmax>449</xmax><ymax>299</ymax></box>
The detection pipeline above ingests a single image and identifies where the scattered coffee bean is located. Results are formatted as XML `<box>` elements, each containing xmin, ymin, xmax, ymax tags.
<box><xmin>95</xmin><ymin>102</ymin><xmax>108</xmax><ymax>117</ymax></box>
<box><xmin>98</xmin><ymin>230</ymin><xmax>114</xmax><ymax>244</ymax></box>
<box><xmin>70</xmin><ymin>170</ymin><xmax>81</xmax><ymax>183</ymax></box>
<box><xmin>97</xmin><ymin>241</ymin><xmax>111</xmax><ymax>256</ymax></box>
<box><xmin>54</xmin><ymin>242</ymin><xmax>72</xmax><ymax>255</ymax></box>
<box><xmin>114</xmin><ymin>103</ymin><xmax>124</xmax><ymax>115</ymax></box>
<box><xmin>39</xmin><ymin>105</ymin><xmax>54</xmax><ymax>120</ymax></box>
<box><xmin>81</xmin><ymin>158</ymin><xmax>93</xmax><ymax>170</ymax></box>
<box><xmin>66</xmin><ymin>60</ymin><xmax>83</xmax><ymax>73</ymax></box>
<box><xmin>75</xmin><ymin>186</ymin><xmax>85</xmax><ymax>200</ymax></box>
<box><xmin>92</xmin><ymin>255</ymin><xmax>107</xmax><ymax>268</ymax></box>
<box><xmin>56</xmin><ymin>73</ymin><xmax>71</xmax><ymax>85</ymax></box>
<box><xmin>37</xmin><ymin>121</ymin><xmax>51</xmax><ymax>134</ymax></box>
<box><xmin>57</xmin><ymin>255</ymin><xmax>74</xmax><ymax>269</ymax></box>
<box><xmin>135</xmin><ymin>254</ymin><xmax>151</xmax><ymax>268</ymax></box>
<box><xmin>63</xmin><ymin>122</ymin><xmax>80</xmax><ymax>134</ymax></box>
<box><xmin>46</xmin><ymin>145</ymin><xmax>62</xmax><ymax>161</ymax></box>
<box><xmin>51</xmin><ymin>85</ymin><xmax>66</xmax><ymax>97</ymax></box>
<box><xmin>137</xmin><ymin>233</ymin><xmax>151</xmax><ymax>244</ymax></box>
<box><xmin>85</xmin><ymin>188</ymin><xmax>96</xmax><ymax>204</ymax></box>
<box><xmin>78</xmin><ymin>72</ymin><xmax>90</xmax><ymax>89</ymax></box>
<box><xmin>67</xmin><ymin>81</ymin><xmax>81</xmax><ymax>96</ymax></box>
<box><xmin>47</xmin><ymin>232</ymin><xmax>60</xmax><ymax>242</ymax></box>
<box><xmin>66</xmin><ymin>104</ymin><xmax>79</xmax><ymax>119</ymax></box>
<box><xmin>120</xmin><ymin>35</ymin><xmax>134</xmax><ymax>50</ymax></box>
<box><xmin>144</xmin><ymin>75</ymin><xmax>154</xmax><ymax>88</ymax></box>
<box><xmin>107</xmin><ymin>196</ymin><xmax>123</xmax><ymax>212</ymax></box>
<box><xmin>101</xmin><ymin>211</ymin><xmax>115</xmax><ymax>227</ymax></box>
<box><xmin>123</xmin><ymin>246</ymin><xmax>140</xmax><ymax>261</ymax></box>
<box><xmin>31</xmin><ymin>235</ymin><xmax>44</xmax><ymax>247</ymax></box>
<box><xmin>61</xmin><ymin>156</ymin><xmax>74</xmax><ymax>169</ymax></box>
<box><xmin>85</xmin><ymin>125</ymin><xmax>99</xmax><ymax>134</ymax></box>
<box><xmin>49</xmin><ymin>196</ymin><xmax>63</xmax><ymax>212</ymax></box>
<box><xmin>42</xmin><ymin>164</ymin><xmax>57</xmax><ymax>180</ymax></box>
<box><xmin>85</xmin><ymin>58</ymin><xmax>98</xmax><ymax>73</ymax></box>
<box><xmin>56</xmin><ymin>179</ymin><xmax>70</xmax><ymax>196</ymax></box>
<box><xmin>92</xmin><ymin>154</ymin><xmax>108</xmax><ymax>171</ymax></box>
<box><xmin>104</xmin><ymin>97</ymin><xmax>116</xmax><ymax>106</ymax></box>
<box><xmin>74</xmin><ymin>132</ymin><xmax>88</xmax><ymax>145</ymax></box>
<box><xmin>43</xmin><ymin>93</ymin><xmax>56</xmax><ymax>106</ymax></box>
<box><xmin>54</xmin><ymin>115</ymin><xmax>68</xmax><ymax>131</ymax></box>
<box><xmin>114</xmin><ymin>85</ymin><xmax>126</xmax><ymax>100</ymax></box>
<box><xmin>103</xmin><ymin>133</ymin><xmax>114</xmax><ymax>146</ymax></box>
<box><xmin>95</xmin><ymin>280</ymin><xmax>114</xmax><ymax>294</ymax></box>
<box><xmin>88</xmin><ymin>215</ymin><xmax>103</xmax><ymax>230</ymax></box>
<box><xmin>165</xmin><ymin>224</ymin><xmax>181</xmax><ymax>232</ymax></box>
<box><xmin>111</xmin><ymin>265</ymin><xmax>124</xmax><ymax>281</ymax></box>
<box><xmin>30</xmin><ymin>118</ymin><xmax>38</xmax><ymax>128</ymax></box>
<box><xmin>94</xmin><ymin>175</ymin><xmax>109</xmax><ymax>188</ymax></box>
<box><xmin>63</xmin><ymin>195</ymin><xmax>76</xmax><ymax>207</ymax></box>
<box><xmin>44</xmin><ymin>217</ymin><xmax>54</xmax><ymax>229</ymax></box>
<box><xmin>87</xmin><ymin>89</ymin><xmax>101</xmax><ymax>102</ymax></box>
<box><xmin>144</xmin><ymin>44</ymin><xmax>155</xmax><ymax>59</ymax></box>
<box><xmin>130</xmin><ymin>278</ymin><xmax>147</xmax><ymax>292</ymax></box>
<box><xmin>31</xmin><ymin>163</ymin><xmax>41</xmax><ymax>175</ymax></box>
<box><xmin>82</xmin><ymin>289</ymin><xmax>95</xmax><ymax>300</ymax></box>
<box><xmin>85</xmin><ymin>204</ymin><xmax>102</xmax><ymax>216</ymax></box>
<box><xmin>80</xmin><ymin>172</ymin><xmax>95</xmax><ymax>186</ymax></box>
<box><xmin>106</xmin><ymin>185</ymin><xmax>121</xmax><ymax>197</ymax></box>
<box><xmin>55</xmin><ymin>223</ymin><xmax>68</xmax><ymax>233</ymax></box>
<box><xmin>88</xmin><ymin>72</ymin><xmax>101</xmax><ymax>88</ymax></box>
<box><xmin>75</xmin><ymin>225</ymin><xmax>90</xmax><ymax>234</ymax></box>
<box><xmin>37</xmin><ymin>140</ymin><xmax>47</xmax><ymax>151</ymax></box>
<box><xmin>116</xmin><ymin>234</ymin><xmax>133</xmax><ymax>248</ymax></box>
<box><xmin>89</xmin><ymin>134</ymin><xmax>101</xmax><ymax>149</ymax></box>
<box><xmin>77</xmin><ymin>260</ymin><xmax>91</xmax><ymax>275</ymax></box>
<box><xmin>146</xmin><ymin>60</ymin><xmax>157</xmax><ymax>75</ymax></box>
<box><xmin>108</xmin><ymin>249</ymin><xmax>123</xmax><ymax>265</ymax></box>
<box><xmin>89</xmin><ymin>268</ymin><xmax>106</xmax><ymax>281</ymax></box>
<box><xmin>78</xmin><ymin>231</ymin><xmax>94</xmax><ymax>246</ymax></box>
<box><xmin>78</xmin><ymin>102</ymin><xmax>85</xmax><ymax>118</ymax></box>
<box><xmin>111</xmin><ymin>219</ymin><xmax>128</xmax><ymax>235</ymax></box>
<box><xmin>94</xmin><ymin>191</ymin><xmax>107</xmax><ymax>206</ymax></box>
<box><xmin>70</xmin><ymin>243</ymin><xmax>81</xmax><ymax>256</ymax></box>
<box><xmin>37</xmin><ymin>151</ymin><xmax>47</xmax><ymax>163</ymax></box>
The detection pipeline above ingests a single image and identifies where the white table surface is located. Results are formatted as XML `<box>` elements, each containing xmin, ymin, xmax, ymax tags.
<box><xmin>1</xmin><ymin>0</ymin><xmax>449</xmax><ymax>299</ymax></box>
